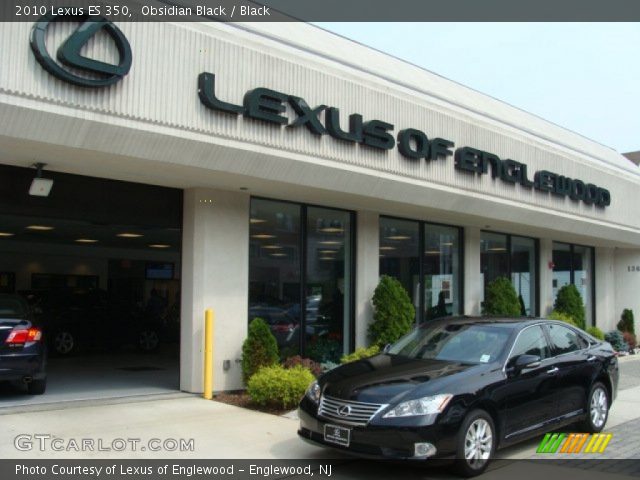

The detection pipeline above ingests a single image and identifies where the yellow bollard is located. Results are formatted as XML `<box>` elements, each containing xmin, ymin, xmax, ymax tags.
<box><xmin>203</xmin><ymin>309</ymin><xmax>214</xmax><ymax>399</ymax></box>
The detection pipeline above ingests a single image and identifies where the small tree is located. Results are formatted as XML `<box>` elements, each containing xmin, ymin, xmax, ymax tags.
<box><xmin>369</xmin><ymin>275</ymin><xmax>415</xmax><ymax>347</ymax></box>
<box><xmin>241</xmin><ymin>318</ymin><xmax>279</xmax><ymax>382</ymax></box>
<box><xmin>618</xmin><ymin>309</ymin><xmax>635</xmax><ymax>335</ymax></box>
<box><xmin>483</xmin><ymin>277</ymin><xmax>521</xmax><ymax>316</ymax></box>
<box><xmin>554</xmin><ymin>284</ymin><xmax>585</xmax><ymax>329</ymax></box>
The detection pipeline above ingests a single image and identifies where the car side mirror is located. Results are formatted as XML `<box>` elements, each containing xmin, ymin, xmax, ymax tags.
<box><xmin>383</xmin><ymin>343</ymin><xmax>391</xmax><ymax>354</ymax></box>
<box><xmin>507</xmin><ymin>354</ymin><xmax>541</xmax><ymax>375</ymax></box>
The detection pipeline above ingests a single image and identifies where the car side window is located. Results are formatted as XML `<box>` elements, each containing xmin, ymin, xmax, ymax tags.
<box><xmin>547</xmin><ymin>324</ymin><xmax>585</xmax><ymax>355</ymax></box>
<box><xmin>510</xmin><ymin>326</ymin><xmax>550</xmax><ymax>360</ymax></box>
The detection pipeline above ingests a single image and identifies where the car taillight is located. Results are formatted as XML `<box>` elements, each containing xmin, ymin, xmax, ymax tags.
<box><xmin>5</xmin><ymin>328</ymin><xmax>42</xmax><ymax>344</ymax></box>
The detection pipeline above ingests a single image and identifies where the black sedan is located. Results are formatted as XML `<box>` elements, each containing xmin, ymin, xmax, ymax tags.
<box><xmin>298</xmin><ymin>317</ymin><xmax>619</xmax><ymax>476</ymax></box>
<box><xmin>0</xmin><ymin>294</ymin><xmax>47</xmax><ymax>394</ymax></box>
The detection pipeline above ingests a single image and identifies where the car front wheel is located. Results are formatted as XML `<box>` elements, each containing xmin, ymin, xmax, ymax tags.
<box><xmin>454</xmin><ymin>409</ymin><xmax>495</xmax><ymax>477</ymax></box>
<box><xmin>581</xmin><ymin>382</ymin><xmax>609</xmax><ymax>433</ymax></box>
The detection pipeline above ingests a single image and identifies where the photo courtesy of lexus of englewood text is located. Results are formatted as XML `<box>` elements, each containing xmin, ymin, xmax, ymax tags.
<box><xmin>0</xmin><ymin>1</ymin><xmax>639</xmax><ymax>480</ymax></box>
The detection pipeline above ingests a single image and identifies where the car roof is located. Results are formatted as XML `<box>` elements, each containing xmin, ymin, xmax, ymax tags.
<box><xmin>424</xmin><ymin>315</ymin><xmax>547</xmax><ymax>330</ymax></box>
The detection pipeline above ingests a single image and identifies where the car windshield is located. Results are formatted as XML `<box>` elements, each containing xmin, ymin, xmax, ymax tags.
<box><xmin>388</xmin><ymin>322</ymin><xmax>512</xmax><ymax>364</ymax></box>
<box><xmin>0</xmin><ymin>297</ymin><xmax>28</xmax><ymax>317</ymax></box>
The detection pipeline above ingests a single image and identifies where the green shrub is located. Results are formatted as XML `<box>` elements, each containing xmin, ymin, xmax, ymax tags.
<box><xmin>586</xmin><ymin>326</ymin><xmax>605</xmax><ymax>340</ymax></box>
<box><xmin>241</xmin><ymin>318</ymin><xmax>279</xmax><ymax>382</ymax></box>
<box><xmin>548</xmin><ymin>310</ymin><xmax>578</xmax><ymax>327</ymax></box>
<box><xmin>282</xmin><ymin>355</ymin><xmax>322</xmax><ymax>377</ymax></box>
<box><xmin>483</xmin><ymin>277</ymin><xmax>521</xmax><ymax>316</ymax></box>
<box><xmin>306</xmin><ymin>336</ymin><xmax>342</xmax><ymax>363</ymax></box>
<box><xmin>605</xmin><ymin>330</ymin><xmax>627</xmax><ymax>352</ymax></box>
<box><xmin>369</xmin><ymin>275</ymin><xmax>415</xmax><ymax>347</ymax></box>
<box><xmin>618</xmin><ymin>309</ymin><xmax>635</xmax><ymax>335</ymax></box>
<box><xmin>340</xmin><ymin>345</ymin><xmax>380</xmax><ymax>364</ymax></box>
<box><xmin>247</xmin><ymin>365</ymin><xmax>315</xmax><ymax>409</ymax></box>
<box><xmin>554</xmin><ymin>284</ymin><xmax>585</xmax><ymax>330</ymax></box>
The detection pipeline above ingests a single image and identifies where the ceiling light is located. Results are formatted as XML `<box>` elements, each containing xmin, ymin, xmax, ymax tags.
<box><xmin>262</xmin><ymin>245</ymin><xmax>283</xmax><ymax>250</ymax></box>
<box><xmin>28</xmin><ymin>163</ymin><xmax>53</xmax><ymax>197</ymax></box>
<box><xmin>488</xmin><ymin>247</ymin><xmax>507</xmax><ymax>252</ymax></box>
<box><xmin>386</xmin><ymin>235</ymin><xmax>411</xmax><ymax>241</ymax></box>
<box><xmin>425</xmin><ymin>250</ymin><xmax>441</xmax><ymax>255</ymax></box>
<box><xmin>250</xmin><ymin>218</ymin><xmax>266</xmax><ymax>224</ymax></box>
<box><xmin>26</xmin><ymin>225</ymin><xmax>54</xmax><ymax>231</ymax></box>
<box><xmin>319</xmin><ymin>227</ymin><xmax>344</xmax><ymax>233</ymax></box>
<box><xmin>0</xmin><ymin>232</ymin><xmax>15</xmax><ymax>237</ymax></box>
<box><xmin>442</xmin><ymin>242</ymin><xmax>453</xmax><ymax>246</ymax></box>
<box><xmin>252</xmin><ymin>234</ymin><xmax>276</xmax><ymax>239</ymax></box>
<box><xmin>319</xmin><ymin>250</ymin><xmax>338</xmax><ymax>254</ymax></box>
<box><xmin>379</xmin><ymin>246</ymin><xmax>396</xmax><ymax>251</ymax></box>
<box><xmin>117</xmin><ymin>233</ymin><xmax>143</xmax><ymax>238</ymax></box>
<box><xmin>75</xmin><ymin>239</ymin><xmax>98</xmax><ymax>243</ymax></box>
<box><xmin>319</xmin><ymin>256</ymin><xmax>335</xmax><ymax>260</ymax></box>
<box><xmin>319</xmin><ymin>240</ymin><xmax>342</xmax><ymax>245</ymax></box>
<box><xmin>270</xmin><ymin>253</ymin><xmax>287</xmax><ymax>257</ymax></box>
<box><xmin>149</xmin><ymin>244</ymin><xmax>171</xmax><ymax>249</ymax></box>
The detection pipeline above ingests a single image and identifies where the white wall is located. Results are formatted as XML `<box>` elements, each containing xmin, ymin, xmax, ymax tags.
<box><xmin>614</xmin><ymin>249</ymin><xmax>640</xmax><ymax>333</ymax></box>
<box><xmin>180</xmin><ymin>188</ymin><xmax>250</xmax><ymax>394</ymax></box>
<box><xmin>354</xmin><ymin>211</ymin><xmax>379</xmax><ymax>347</ymax></box>
<box><xmin>595</xmin><ymin>247</ymin><xmax>616</xmax><ymax>331</ymax></box>
<box><xmin>464</xmin><ymin>227</ymin><xmax>482</xmax><ymax>315</ymax></box>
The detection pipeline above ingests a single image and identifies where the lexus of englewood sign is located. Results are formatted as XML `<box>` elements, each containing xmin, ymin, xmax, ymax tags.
<box><xmin>29</xmin><ymin>14</ymin><xmax>611</xmax><ymax>208</ymax></box>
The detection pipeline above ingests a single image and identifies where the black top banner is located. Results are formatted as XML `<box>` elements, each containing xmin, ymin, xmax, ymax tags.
<box><xmin>5</xmin><ymin>0</ymin><xmax>640</xmax><ymax>21</ymax></box>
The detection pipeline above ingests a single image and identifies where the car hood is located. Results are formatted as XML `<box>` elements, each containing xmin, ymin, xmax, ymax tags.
<box><xmin>321</xmin><ymin>354</ymin><xmax>480</xmax><ymax>404</ymax></box>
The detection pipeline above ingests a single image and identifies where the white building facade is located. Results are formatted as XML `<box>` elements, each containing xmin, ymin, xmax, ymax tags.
<box><xmin>0</xmin><ymin>20</ymin><xmax>638</xmax><ymax>393</ymax></box>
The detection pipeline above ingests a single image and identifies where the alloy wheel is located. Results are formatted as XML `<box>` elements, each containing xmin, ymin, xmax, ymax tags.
<box><xmin>590</xmin><ymin>387</ymin><xmax>608</xmax><ymax>428</ymax></box>
<box><xmin>464</xmin><ymin>418</ymin><xmax>493</xmax><ymax>468</ymax></box>
<box><xmin>54</xmin><ymin>331</ymin><xmax>74</xmax><ymax>355</ymax></box>
<box><xmin>139</xmin><ymin>330</ymin><xmax>159</xmax><ymax>351</ymax></box>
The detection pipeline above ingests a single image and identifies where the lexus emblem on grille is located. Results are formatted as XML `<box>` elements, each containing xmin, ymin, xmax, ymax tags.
<box><xmin>337</xmin><ymin>405</ymin><xmax>351</xmax><ymax>417</ymax></box>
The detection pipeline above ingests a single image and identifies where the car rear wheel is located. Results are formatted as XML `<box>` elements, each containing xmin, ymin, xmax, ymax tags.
<box><xmin>27</xmin><ymin>378</ymin><xmax>46</xmax><ymax>395</ymax></box>
<box><xmin>454</xmin><ymin>409</ymin><xmax>495</xmax><ymax>477</ymax></box>
<box><xmin>580</xmin><ymin>382</ymin><xmax>609</xmax><ymax>433</ymax></box>
<box><xmin>138</xmin><ymin>329</ymin><xmax>160</xmax><ymax>352</ymax></box>
<box><xmin>53</xmin><ymin>330</ymin><xmax>75</xmax><ymax>356</ymax></box>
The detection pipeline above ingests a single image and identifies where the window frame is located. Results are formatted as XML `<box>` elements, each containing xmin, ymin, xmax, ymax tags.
<box><xmin>380</xmin><ymin>214</ymin><xmax>465</xmax><ymax>323</ymax></box>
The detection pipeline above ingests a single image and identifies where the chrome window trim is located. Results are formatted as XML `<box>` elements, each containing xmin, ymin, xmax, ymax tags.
<box><xmin>503</xmin><ymin>321</ymin><xmax>592</xmax><ymax>374</ymax></box>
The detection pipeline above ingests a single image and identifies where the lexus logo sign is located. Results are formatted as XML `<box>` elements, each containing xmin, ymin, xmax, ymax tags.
<box><xmin>337</xmin><ymin>405</ymin><xmax>351</xmax><ymax>417</ymax></box>
<box><xmin>30</xmin><ymin>14</ymin><xmax>132</xmax><ymax>88</ymax></box>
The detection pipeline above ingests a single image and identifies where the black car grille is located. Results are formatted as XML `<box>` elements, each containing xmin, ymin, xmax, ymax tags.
<box><xmin>318</xmin><ymin>395</ymin><xmax>387</xmax><ymax>426</ymax></box>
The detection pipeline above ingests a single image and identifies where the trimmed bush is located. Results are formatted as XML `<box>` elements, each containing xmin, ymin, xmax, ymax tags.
<box><xmin>340</xmin><ymin>345</ymin><xmax>380</xmax><ymax>364</ymax></box>
<box><xmin>623</xmin><ymin>331</ymin><xmax>637</xmax><ymax>351</ymax></box>
<box><xmin>586</xmin><ymin>326</ymin><xmax>605</xmax><ymax>340</ymax></box>
<box><xmin>618</xmin><ymin>309</ymin><xmax>635</xmax><ymax>335</ymax></box>
<box><xmin>548</xmin><ymin>310</ymin><xmax>578</xmax><ymax>327</ymax></box>
<box><xmin>554</xmin><ymin>284</ymin><xmax>585</xmax><ymax>330</ymax></box>
<box><xmin>241</xmin><ymin>318</ymin><xmax>279</xmax><ymax>382</ymax></box>
<box><xmin>282</xmin><ymin>355</ymin><xmax>322</xmax><ymax>377</ymax></box>
<box><xmin>369</xmin><ymin>275</ymin><xmax>415</xmax><ymax>347</ymax></box>
<box><xmin>483</xmin><ymin>277</ymin><xmax>521</xmax><ymax>316</ymax></box>
<box><xmin>605</xmin><ymin>330</ymin><xmax>627</xmax><ymax>352</ymax></box>
<box><xmin>247</xmin><ymin>365</ymin><xmax>315</xmax><ymax>409</ymax></box>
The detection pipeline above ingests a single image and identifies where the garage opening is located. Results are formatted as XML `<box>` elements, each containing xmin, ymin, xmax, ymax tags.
<box><xmin>0</xmin><ymin>164</ymin><xmax>182</xmax><ymax>407</ymax></box>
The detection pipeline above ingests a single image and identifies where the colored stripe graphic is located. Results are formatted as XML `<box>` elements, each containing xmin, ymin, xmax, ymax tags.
<box><xmin>538</xmin><ymin>433</ymin><xmax>612</xmax><ymax>454</ymax></box>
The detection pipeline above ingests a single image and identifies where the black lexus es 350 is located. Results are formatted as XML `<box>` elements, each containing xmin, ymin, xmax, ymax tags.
<box><xmin>298</xmin><ymin>316</ymin><xmax>619</xmax><ymax>476</ymax></box>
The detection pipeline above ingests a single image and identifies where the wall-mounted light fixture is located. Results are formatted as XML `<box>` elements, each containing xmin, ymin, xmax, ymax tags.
<box><xmin>29</xmin><ymin>163</ymin><xmax>54</xmax><ymax>197</ymax></box>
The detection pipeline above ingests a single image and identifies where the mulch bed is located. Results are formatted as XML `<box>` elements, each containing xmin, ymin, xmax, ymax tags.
<box><xmin>213</xmin><ymin>390</ymin><xmax>291</xmax><ymax>416</ymax></box>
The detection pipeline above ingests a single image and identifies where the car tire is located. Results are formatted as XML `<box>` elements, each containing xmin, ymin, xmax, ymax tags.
<box><xmin>53</xmin><ymin>330</ymin><xmax>75</xmax><ymax>356</ymax></box>
<box><xmin>138</xmin><ymin>329</ymin><xmax>160</xmax><ymax>352</ymax></box>
<box><xmin>580</xmin><ymin>382</ymin><xmax>609</xmax><ymax>433</ymax></box>
<box><xmin>453</xmin><ymin>409</ymin><xmax>496</xmax><ymax>477</ymax></box>
<box><xmin>27</xmin><ymin>378</ymin><xmax>46</xmax><ymax>395</ymax></box>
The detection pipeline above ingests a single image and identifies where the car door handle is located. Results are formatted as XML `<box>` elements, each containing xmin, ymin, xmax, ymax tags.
<box><xmin>546</xmin><ymin>367</ymin><xmax>559</xmax><ymax>375</ymax></box>
<box><xmin>587</xmin><ymin>356</ymin><xmax>597</xmax><ymax>362</ymax></box>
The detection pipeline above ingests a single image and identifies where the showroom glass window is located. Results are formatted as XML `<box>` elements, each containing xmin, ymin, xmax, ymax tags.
<box><xmin>379</xmin><ymin>217</ymin><xmax>462</xmax><ymax>322</ymax></box>
<box><xmin>552</xmin><ymin>242</ymin><xmax>594</xmax><ymax>327</ymax></box>
<box><xmin>480</xmin><ymin>232</ymin><xmax>538</xmax><ymax>316</ymax></box>
<box><xmin>248</xmin><ymin>198</ymin><xmax>354</xmax><ymax>362</ymax></box>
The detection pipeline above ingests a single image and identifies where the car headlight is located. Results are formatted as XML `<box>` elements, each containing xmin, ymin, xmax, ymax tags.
<box><xmin>305</xmin><ymin>381</ymin><xmax>321</xmax><ymax>404</ymax></box>
<box><xmin>383</xmin><ymin>394</ymin><xmax>453</xmax><ymax>418</ymax></box>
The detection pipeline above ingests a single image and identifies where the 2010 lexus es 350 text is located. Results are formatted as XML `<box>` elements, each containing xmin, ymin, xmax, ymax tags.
<box><xmin>298</xmin><ymin>317</ymin><xmax>619</xmax><ymax>476</ymax></box>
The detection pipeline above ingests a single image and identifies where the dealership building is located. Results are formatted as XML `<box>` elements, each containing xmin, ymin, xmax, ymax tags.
<box><xmin>0</xmin><ymin>19</ymin><xmax>639</xmax><ymax>396</ymax></box>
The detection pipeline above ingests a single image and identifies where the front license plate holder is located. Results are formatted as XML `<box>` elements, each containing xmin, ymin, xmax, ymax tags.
<box><xmin>324</xmin><ymin>424</ymin><xmax>351</xmax><ymax>447</ymax></box>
